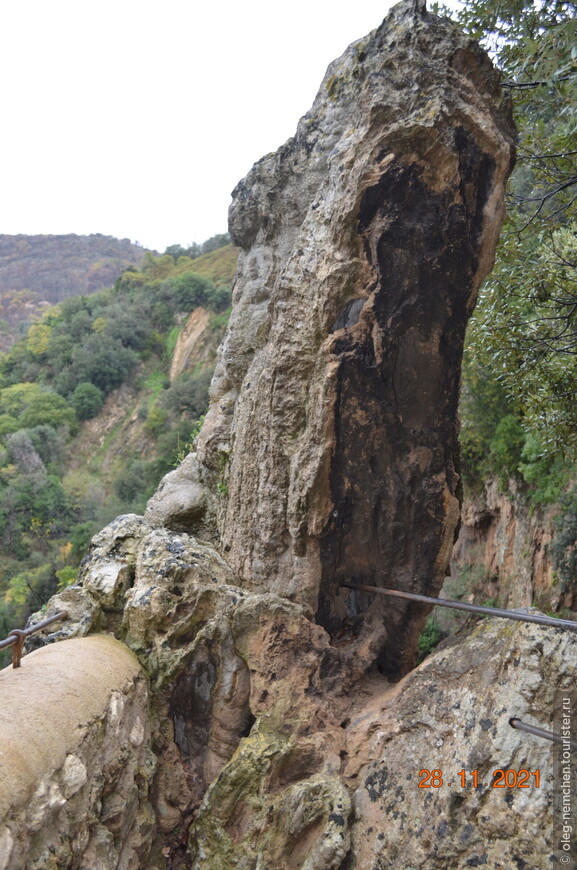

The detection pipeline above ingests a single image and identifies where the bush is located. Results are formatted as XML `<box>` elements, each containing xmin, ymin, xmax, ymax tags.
<box><xmin>70</xmin><ymin>382</ymin><xmax>105</xmax><ymax>420</ymax></box>
<box><xmin>488</xmin><ymin>414</ymin><xmax>526</xmax><ymax>489</ymax></box>
<box><xmin>26</xmin><ymin>425</ymin><xmax>67</xmax><ymax>467</ymax></box>
<box><xmin>159</xmin><ymin>369</ymin><xmax>212</xmax><ymax>418</ymax></box>
<box><xmin>104</xmin><ymin>305</ymin><xmax>155</xmax><ymax>352</ymax></box>
<box><xmin>70</xmin><ymin>334</ymin><xmax>139</xmax><ymax>395</ymax></box>
<box><xmin>114</xmin><ymin>460</ymin><xmax>158</xmax><ymax>503</ymax></box>
<box><xmin>519</xmin><ymin>435</ymin><xmax>569</xmax><ymax>505</ymax></box>
<box><xmin>18</xmin><ymin>390</ymin><xmax>77</xmax><ymax>432</ymax></box>
<box><xmin>144</xmin><ymin>406</ymin><xmax>168</xmax><ymax>437</ymax></box>
<box><xmin>417</xmin><ymin>614</ymin><xmax>445</xmax><ymax>663</ymax></box>
<box><xmin>0</xmin><ymin>414</ymin><xmax>19</xmax><ymax>441</ymax></box>
<box><xmin>164</xmin><ymin>273</ymin><xmax>211</xmax><ymax>312</ymax></box>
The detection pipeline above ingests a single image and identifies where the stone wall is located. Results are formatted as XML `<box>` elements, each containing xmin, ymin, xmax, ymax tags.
<box><xmin>0</xmin><ymin>636</ymin><xmax>153</xmax><ymax>870</ymax></box>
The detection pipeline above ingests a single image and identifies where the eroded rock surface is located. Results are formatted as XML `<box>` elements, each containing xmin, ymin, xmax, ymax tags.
<box><xmin>0</xmin><ymin>636</ymin><xmax>152</xmax><ymax>870</ymax></box>
<box><xmin>2</xmin><ymin>3</ymin><xmax>542</xmax><ymax>869</ymax></box>
<box><xmin>154</xmin><ymin>0</ymin><xmax>515</xmax><ymax>677</ymax></box>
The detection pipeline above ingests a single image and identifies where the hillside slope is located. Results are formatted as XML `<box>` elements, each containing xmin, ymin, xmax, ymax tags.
<box><xmin>0</xmin><ymin>233</ymin><xmax>148</xmax><ymax>300</ymax></box>
<box><xmin>0</xmin><ymin>234</ymin><xmax>150</xmax><ymax>350</ymax></box>
<box><xmin>0</xmin><ymin>243</ymin><xmax>238</xmax><ymax>647</ymax></box>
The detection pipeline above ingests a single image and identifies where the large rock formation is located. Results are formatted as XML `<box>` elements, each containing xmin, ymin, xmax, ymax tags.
<box><xmin>148</xmin><ymin>0</ymin><xmax>515</xmax><ymax>677</ymax></box>
<box><xmin>25</xmin><ymin>516</ymin><xmax>577</xmax><ymax>869</ymax></box>
<box><xmin>7</xmin><ymin>4</ymin><xmax>567</xmax><ymax>870</ymax></box>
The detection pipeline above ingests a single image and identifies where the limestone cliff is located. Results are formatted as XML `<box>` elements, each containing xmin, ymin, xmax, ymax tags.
<box><xmin>4</xmin><ymin>6</ymin><xmax>572</xmax><ymax>870</ymax></box>
<box><xmin>149</xmin><ymin>0</ymin><xmax>515</xmax><ymax>677</ymax></box>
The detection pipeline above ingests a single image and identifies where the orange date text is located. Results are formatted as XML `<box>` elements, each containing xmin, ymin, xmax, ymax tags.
<box><xmin>418</xmin><ymin>769</ymin><xmax>541</xmax><ymax>788</ymax></box>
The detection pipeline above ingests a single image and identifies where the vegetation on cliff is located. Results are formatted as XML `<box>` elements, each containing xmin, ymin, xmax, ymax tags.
<box><xmin>454</xmin><ymin>0</ymin><xmax>576</xmax><ymax>479</ymax></box>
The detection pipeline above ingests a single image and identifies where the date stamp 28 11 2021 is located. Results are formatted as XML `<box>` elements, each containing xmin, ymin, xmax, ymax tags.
<box><xmin>418</xmin><ymin>768</ymin><xmax>541</xmax><ymax>789</ymax></box>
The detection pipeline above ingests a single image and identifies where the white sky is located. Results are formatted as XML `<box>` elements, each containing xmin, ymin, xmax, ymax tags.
<box><xmin>0</xmin><ymin>0</ymin><xmax>419</xmax><ymax>252</ymax></box>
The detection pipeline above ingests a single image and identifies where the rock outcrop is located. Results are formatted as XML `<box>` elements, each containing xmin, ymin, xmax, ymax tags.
<box><xmin>452</xmin><ymin>479</ymin><xmax>577</xmax><ymax>615</ymax></box>
<box><xmin>152</xmin><ymin>0</ymin><xmax>515</xmax><ymax>678</ymax></box>
<box><xmin>29</xmin><ymin>516</ymin><xmax>577</xmax><ymax>869</ymax></box>
<box><xmin>3</xmin><ymin>4</ymin><xmax>556</xmax><ymax>870</ymax></box>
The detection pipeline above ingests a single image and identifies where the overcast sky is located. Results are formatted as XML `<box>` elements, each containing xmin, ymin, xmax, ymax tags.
<box><xmin>0</xmin><ymin>0</ymin><xmax>428</xmax><ymax>252</ymax></box>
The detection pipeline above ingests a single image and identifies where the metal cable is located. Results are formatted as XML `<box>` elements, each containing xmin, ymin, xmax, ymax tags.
<box><xmin>340</xmin><ymin>582</ymin><xmax>577</xmax><ymax>632</ymax></box>
<box><xmin>510</xmin><ymin>717</ymin><xmax>577</xmax><ymax>751</ymax></box>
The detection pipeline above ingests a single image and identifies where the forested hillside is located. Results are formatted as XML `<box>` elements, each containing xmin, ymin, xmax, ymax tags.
<box><xmin>0</xmin><ymin>234</ymin><xmax>153</xmax><ymax>351</ymax></box>
<box><xmin>0</xmin><ymin>238</ymin><xmax>237</xmax><ymax>648</ymax></box>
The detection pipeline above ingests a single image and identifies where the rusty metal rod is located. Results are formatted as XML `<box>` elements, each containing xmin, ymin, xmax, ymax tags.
<box><xmin>0</xmin><ymin>611</ymin><xmax>68</xmax><ymax>668</ymax></box>
<box><xmin>340</xmin><ymin>583</ymin><xmax>577</xmax><ymax>632</ymax></box>
<box><xmin>510</xmin><ymin>717</ymin><xmax>577</xmax><ymax>751</ymax></box>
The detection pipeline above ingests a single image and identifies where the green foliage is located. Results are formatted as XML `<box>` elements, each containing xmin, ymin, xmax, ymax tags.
<box><xmin>114</xmin><ymin>460</ymin><xmax>153</xmax><ymax>503</ymax></box>
<box><xmin>158</xmin><ymin>273</ymin><xmax>231</xmax><ymax>315</ymax></box>
<box><xmin>70</xmin><ymin>382</ymin><xmax>105</xmax><ymax>420</ymax></box>
<box><xmin>69</xmin><ymin>522</ymin><xmax>96</xmax><ymax>563</ymax></box>
<box><xmin>26</xmin><ymin>425</ymin><xmax>68</xmax><ymax>468</ymax></box>
<box><xmin>488</xmin><ymin>414</ymin><xmax>526</xmax><ymax>488</ymax></box>
<box><xmin>417</xmin><ymin>614</ymin><xmax>446</xmax><ymax>663</ymax></box>
<box><xmin>144</xmin><ymin>406</ymin><xmax>168</xmax><ymax>437</ymax></box>
<box><xmin>56</xmin><ymin>565</ymin><xmax>77</xmax><ymax>591</ymax></box>
<box><xmin>451</xmin><ymin>0</ymin><xmax>577</xmax><ymax>514</ymax></box>
<box><xmin>0</xmin><ymin>234</ymin><xmax>234</xmax><ymax>639</ymax></box>
<box><xmin>71</xmin><ymin>333</ymin><xmax>139</xmax><ymax>394</ymax></box>
<box><xmin>453</xmin><ymin>0</ymin><xmax>577</xmax><ymax>456</ymax></box>
<box><xmin>0</xmin><ymin>414</ymin><xmax>19</xmax><ymax>441</ymax></box>
<box><xmin>173</xmin><ymin>416</ymin><xmax>205</xmax><ymax>466</ymax></box>
<box><xmin>18</xmin><ymin>390</ymin><xmax>77</xmax><ymax>432</ymax></box>
<box><xmin>163</xmin><ymin>233</ymin><xmax>231</xmax><ymax>262</ymax></box>
<box><xmin>518</xmin><ymin>435</ymin><xmax>569</xmax><ymax>503</ymax></box>
<box><xmin>0</xmin><ymin>383</ymin><xmax>44</xmax><ymax>417</ymax></box>
<box><xmin>159</xmin><ymin>370</ymin><xmax>211</xmax><ymax>418</ymax></box>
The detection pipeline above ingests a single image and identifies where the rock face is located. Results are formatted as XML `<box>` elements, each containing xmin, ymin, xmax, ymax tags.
<box><xmin>21</xmin><ymin>515</ymin><xmax>577</xmax><ymax>869</ymax></box>
<box><xmin>2</xmin><ymin>4</ymin><xmax>538</xmax><ymax>869</ymax></box>
<box><xmin>346</xmin><ymin>618</ymin><xmax>576</xmax><ymax>869</ymax></box>
<box><xmin>452</xmin><ymin>479</ymin><xmax>577</xmax><ymax>615</ymax></box>
<box><xmin>162</xmin><ymin>0</ymin><xmax>516</xmax><ymax>677</ymax></box>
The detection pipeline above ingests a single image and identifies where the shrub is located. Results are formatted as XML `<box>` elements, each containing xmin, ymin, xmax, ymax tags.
<box><xmin>417</xmin><ymin>614</ymin><xmax>445</xmax><ymax>663</ymax></box>
<box><xmin>70</xmin><ymin>334</ymin><xmax>139</xmax><ymax>395</ymax></box>
<box><xmin>18</xmin><ymin>391</ymin><xmax>77</xmax><ymax>432</ymax></box>
<box><xmin>0</xmin><ymin>414</ymin><xmax>19</xmax><ymax>441</ymax></box>
<box><xmin>159</xmin><ymin>369</ymin><xmax>212</xmax><ymax>418</ymax></box>
<box><xmin>488</xmin><ymin>414</ymin><xmax>525</xmax><ymax>489</ymax></box>
<box><xmin>70</xmin><ymin>382</ymin><xmax>105</xmax><ymax>420</ymax></box>
<box><xmin>144</xmin><ymin>406</ymin><xmax>168</xmax><ymax>437</ymax></box>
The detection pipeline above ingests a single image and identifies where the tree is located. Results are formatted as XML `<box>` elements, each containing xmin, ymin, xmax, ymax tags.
<box><xmin>18</xmin><ymin>390</ymin><xmax>77</xmax><ymax>432</ymax></box>
<box><xmin>70</xmin><ymin>334</ymin><xmax>139</xmax><ymax>395</ymax></box>
<box><xmin>70</xmin><ymin>382</ymin><xmax>105</xmax><ymax>420</ymax></box>
<box><xmin>5</xmin><ymin>431</ymin><xmax>46</xmax><ymax>479</ymax></box>
<box><xmin>452</xmin><ymin>0</ymin><xmax>577</xmax><ymax>455</ymax></box>
<box><xmin>201</xmin><ymin>233</ymin><xmax>231</xmax><ymax>254</ymax></box>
